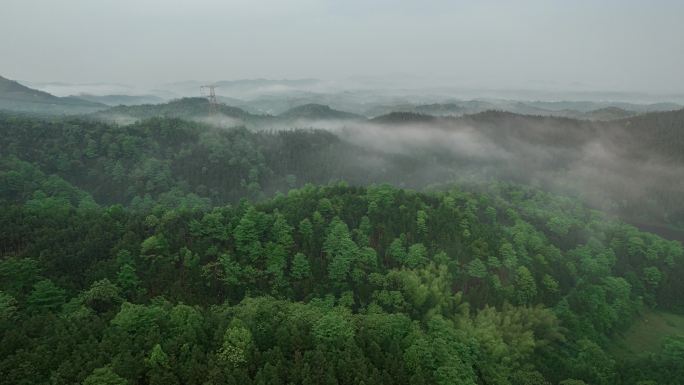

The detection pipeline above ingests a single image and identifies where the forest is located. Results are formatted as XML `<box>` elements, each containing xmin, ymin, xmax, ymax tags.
<box><xmin>1</xmin><ymin>108</ymin><xmax>684</xmax><ymax>385</ymax></box>
<box><xmin>4</xmin><ymin>0</ymin><xmax>684</xmax><ymax>382</ymax></box>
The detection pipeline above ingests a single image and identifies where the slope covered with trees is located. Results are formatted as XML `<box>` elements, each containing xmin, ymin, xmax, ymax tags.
<box><xmin>0</xmin><ymin>113</ymin><xmax>457</xmax><ymax>208</ymax></box>
<box><xmin>5</xmin><ymin>107</ymin><xmax>684</xmax><ymax>235</ymax></box>
<box><xmin>1</xmin><ymin>178</ymin><xmax>683</xmax><ymax>385</ymax></box>
<box><xmin>0</xmin><ymin>75</ymin><xmax>106</xmax><ymax>114</ymax></box>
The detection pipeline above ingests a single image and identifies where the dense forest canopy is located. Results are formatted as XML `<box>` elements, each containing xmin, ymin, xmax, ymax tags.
<box><xmin>1</xmin><ymin>101</ymin><xmax>683</xmax><ymax>385</ymax></box>
<box><xmin>3</xmin><ymin>0</ymin><xmax>684</xmax><ymax>382</ymax></box>
<box><xmin>2</xmin><ymin>105</ymin><xmax>684</xmax><ymax>232</ymax></box>
<box><xmin>2</xmin><ymin>177</ymin><xmax>684</xmax><ymax>385</ymax></box>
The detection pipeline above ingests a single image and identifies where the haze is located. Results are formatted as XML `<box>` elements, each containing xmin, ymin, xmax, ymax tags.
<box><xmin>2</xmin><ymin>0</ymin><xmax>684</xmax><ymax>94</ymax></box>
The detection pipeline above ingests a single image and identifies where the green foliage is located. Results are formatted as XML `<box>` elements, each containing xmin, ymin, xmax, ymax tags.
<box><xmin>26</xmin><ymin>279</ymin><xmax>66</xmax><ymax>312</ymax></box>
<box><xmin>147</xmin><ymin>344</ymin><xmax>170</xmax><ymax>368</ymax></box>
<box><xmin>0</xmin><ymin>181</ymin><xmax>682</xmax><ymax>385</ymax></box>
<box><xmin>219</xmin><ymin>325</ymin><xmax>253</xmax><ymax>367</ymax></box>
<box><xmin>324</xmin><ymin>218</ymin><xmax>359</xmax><ymax>283</ymax></box>
<box><xmin>290</xmin><ymin>252</ymin><xmax>311</xmax><ymax>280</ymax></box>
<box><xmin>82</xmin><ymin>367</ymin><xmax>128</xmax><ymax>385</ymax></box>
<box><xmin>405</xmin><ymin>243</ymin><xmax>427</xmax><ymax>268</ymax></box>
<box><xmin>0</xmin><ymin>291</ymin><xmax>17</xmax><ymax>321</ymax></box>
<box><xmin>514</xmin><ymin>266</ymin><xmax>537</xmax><ymax>305</ymax></box>
<box><xmin>81</xmin><ymin>279</ymin><xmax>122</xmax><ymax>311</ymax></box>
<box><xmin>467</xmin><ymin>258</ymin><xmax>487</xmax><ymax>279</ymax></box>
<box><xmin>313</xmin><ymin>311</ymin><xmax>355</xmax><ymax>346</ymax></box>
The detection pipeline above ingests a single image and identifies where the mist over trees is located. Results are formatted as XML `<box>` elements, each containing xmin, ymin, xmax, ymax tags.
<box><xmin>3</xmin><ymin>102</ymin><xmax>683</xmax><ymax>232</ymax></box>
<box><xmin>1</xmin><ymin>84</ymin><xmax>684</xmax><ymax>385</ymax></box>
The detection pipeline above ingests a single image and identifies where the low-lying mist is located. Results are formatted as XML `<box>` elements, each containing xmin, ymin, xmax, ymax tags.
<box><xmin>253</xmin><ymin>112</ymin><xmax>684</xmax><ymax>236</ymax></box>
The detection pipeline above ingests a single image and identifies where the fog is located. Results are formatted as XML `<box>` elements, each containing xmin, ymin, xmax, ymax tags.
<box><xmin>248</xmin><ymin>112</ymin><xmax>683</xmax><ymax>233</ymax></box>
<box><xmin>3</xmin><ymin>0</ymin><xmax>684</xmax><ymax>95</ymax></box>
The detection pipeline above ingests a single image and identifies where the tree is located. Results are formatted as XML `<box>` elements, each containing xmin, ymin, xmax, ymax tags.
<box><xmin>515</xmin><ymin>266</ymin><xmax>537</xmax><ymax>304</ymax></box>
<box><xmin>0</xmin><ymin>257</ymin><xmax>41</xmax><ymax>296</ymax></box>
<box><xmin>388</xmin><ymin>237</ymin><xmax>407</xmax><ymax>264</ymax></box>
<box><xmin>299</xmin><ymin>218</ymin><xmax>313</xmax><ymax>249</ymax></box>
<box><xmin>82</xmin><ymin>366</ymin><xmax>128</xmax><ymax>385</ymax></box>
<box><xmin>642</xmin><ymin>266</ymin><xmax>662</xmax><ymax>287</ymax></box>
<box><xmin>291</xmin><ymin>252</ymin><xmax>311</xmax><ymax>280</ymax></box>
<box><xmin>271</xmin><ymin>212</ymin><xmax>294</xmax><ymax>250</ymax></box>
<box><xmin>500</xmin><ymin>243</ymin><xmax>517</xmax><ymax>270</ymax></box>
<box><xmin>219</xmin><ymin>325</ymin><xmax>253</xmax><ymax>367</ymax></box>
<box><xmin>234</xmin><ymin>206</ymin><xmax>263</xmax><ymax>262</ymax></box>
<box><xmin>416</xmin><ymin>210</ymin><xmax>428</xmax><ymax>235</ymax></box>
<box><xmin>0</xmin><ymin>291</ymin><xmax>17</xmax><ymax>321</ymax></box>
<box><xmin>147</xmin><ymin>344</ymin><xmax>170</xmax><ymax>368</ymax></box>
<box><xmin>324</xmin><ymin>218</ymin><xmax>359</xmax><ymax>283</ymax></box>
<box><xmin>219</xmin><ymin>253</ymin><xmax>243</xmax><ymax>286</ymax></box>
<box><xmin>405</xmin><ymin>243</ymin><xmax>427</xmax><ymax>268</ymax></box>
<box><xmin>313</xmin><ymin>312</ymin><xmax>354</xmax><ymax>347</ymax></box>
<box><xmin>146</xmin><ymin>344</ymin><xmax>178</xmax><ymax>385</ymax></box>
<box><xmin>140</xmin><ymin>235</ymin><xmax>169</xmax><ymax>258</ymax></box>
<box><xmin>117</xmin><ymin>263</ymin><xmax>142</xmax><ymax>298</ymax></box>
<box><xmin>467</xmin><ymin>258</ymin><xmax>487</xmax><ymax>279</ymax></box>
<box><xmin>27</xmin><ymin>279</ymin><xmax>66</xmax><ymax>312</ymax></box>
<box><xmin>81</xmin><ymin>278</ymin><xmax>122</xmax><ymax>312</ymax></box>
<box><xmin>266</xmin><ymin>242</ymin><xmax>287</xmax><ymax>280</ymax></box>
<box><xmin>568</xmin><ymin>339</ymin><xmax>616</xmax><ymax>385</ymax></box>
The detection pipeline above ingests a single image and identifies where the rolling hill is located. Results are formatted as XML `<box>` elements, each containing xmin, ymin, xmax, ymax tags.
<box><xmin>277</xmin><ymin>103</ymin><xmax>364</xmax><ymax>121</ymax></box>
<box><xmin>0</xmin><ymin>75</ymin><xmax>106</xmax><ymax>114</ymax></box>
<box><xmin>75</xmin><ymin>93</ymin><xmax>166</xmax><ymax>106</ymax></box>
<box><xmin>93</xmin><ymin>97</ymin><xmax>263</xmax><ymax>125</ymax></box>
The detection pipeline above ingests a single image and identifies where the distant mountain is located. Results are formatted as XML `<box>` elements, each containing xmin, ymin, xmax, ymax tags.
<box><xmin>75</xmin><ymin>94</ymin><xmax>166</xmax><ymax>106</ymax></box>
<box><xmin>215</xmin><ymin>78</ymin><xmax>320</xmax><ymax>88</ymax></box>
<box><xmin>278</xmin><ymin>104</ymin><xmax>364</xmax><ymax>121</ymax></box>
<box><xmin>95</xmin><ymin>97</ymin><xmax>256</xmax><ymax>119</ymax></box>
<box><xmin>615</xmin><ymin>107</ymin><xmax>684</xmax><ymax>162</ymax></box>
<box><xmin>526</xmin><ymin>100</ymin><xmax>681</xmax><ymax>113</ymax></box>
<box><xmin>370</xmin><ymin>111</ymin><xmax>438</xmax><ymax>124</ymax></box>
<box><xmin>0</xmin><ymin>75</ymin><xmax>106</xmax><ymax>114</ymax></box>
<box><xmin>161</xmin><ymin>78</ymin><xmax>327</xmax><ymax>99</ymax></box>
<box><xmin>411</xmin><ymin>103</ymin><xmax>466</xmax><ymax>116</ymax></box>
<box><xmin>579</xmin><ymin>107</ymin><xmax>636</xmax><ymax>121</ymax></box>
<box><xmin>366</xmin><ymin>99</ymin><xmax>681</xmax><ymax>121</ymax></box>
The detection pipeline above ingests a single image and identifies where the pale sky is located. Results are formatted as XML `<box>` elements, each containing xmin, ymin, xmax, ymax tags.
<box><xmin>2</xmin><ymin>0</ymin><xmax>684</xmax><ymax>93</ymax></box>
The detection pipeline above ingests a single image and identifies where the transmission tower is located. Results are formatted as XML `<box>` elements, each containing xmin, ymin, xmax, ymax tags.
<box><xmin>200</xmin><ymin>85</ymin><xmax>219</xmax><ymax>114</ymax></box>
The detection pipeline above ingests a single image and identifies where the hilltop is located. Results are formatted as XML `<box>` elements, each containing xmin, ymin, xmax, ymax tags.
<box><xmin>0</xmin><ymin>75</ymin><xmax>106</xmax><ymax>114</ymax></box>
<box><xmin>278</xmin><ymin>103</ymin><xmax>364</xmax><ymax>121</ymax></box>
<box><xmin>93</xmin><ymin>97</ymin><xmax>262</xmax><ymax>124</ymax></box>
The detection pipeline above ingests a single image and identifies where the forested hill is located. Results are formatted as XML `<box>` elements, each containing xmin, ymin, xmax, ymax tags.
<box><xmin>1</xmin><ymin>109</ymin><xmax>683</xmax><ymax>234</ymax></box>
<box><xmin>95</xmin><ymin>100</ymin><xmax>364</xmax><ymax>126</ymax></box>
<box><xmin>0</xmin><ymin>75</ymin><xmax>106</xmax><ymax>114</ymax></box>
<box><xmin>94</xmin><ymin>97</ymin><xmax>262</xmax><ymax>124</ymax></box>
<box><xmin>1</xmin><ymin>179</ymin><xmax>683</xmax><ymax>385</ymax></box>
<box><xmin>615</xmin><ymin>108</ymin><xmax>684</xmax><ymax>162</ymax></box>
<box><xmin>277</xmin><ymin>103</ymin><xmax>364</xmax><ymax>121</ymax></box>
<box><xmin>0</xmin><ymin>113</ymin><xmax>431</xmax><ymax>207</ymax></box>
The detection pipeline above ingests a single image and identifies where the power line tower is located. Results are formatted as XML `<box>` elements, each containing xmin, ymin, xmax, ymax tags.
<box><xmin>200</xmin><ymin>85</ymin><xmax>219</xmax><ymax>114</ymax></box>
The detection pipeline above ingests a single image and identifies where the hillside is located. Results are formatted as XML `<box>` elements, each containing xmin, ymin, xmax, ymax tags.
<box><xmin>3</xmin><ymin>108</ymin><xmax>684</xmax><ymax>234</ymax></box>
<box><xmin>0</xmin><ymin>75</ymin><xmax>106</xmax><ymax>114</ymax></box>
<box><xmin>370</xmin><ymin>111</ymin><xmax>438</xmax><ymax>124</ymax></box>
<box><xmin>366</xmin><ymin>100</ymin><xmax>675</xmax><ymax>121</ymax></box>
<box><xmin>278</xmin><ymin>103</ymin><xmax>364</xmax><ymax>121</ymax></box>
<box><xmin>1</xmin><ymin>108</ymin><xmax>684</xmax><ymax>385</ymax></box>
<box><xmin>1</xmin><ymin>177</ymin><xmax>683</xmax><ymax>385</ymax></box>
<box><xmin>93</xmin><ymin>97</ymin><xmax>263</xmax><ymax>124</ymax></box>
<box><xmin>615</xmin><ymin>108</ymin><xmax>684</xmax><ymax>162</ymax></box>
<box><xmin>611</xmin><ymin>311</ymin><xmax>684</xmax><ymax>358</ymax></box>
<box><xmin>75</xmin><ymin>94</ymin><xmax>166</xmax><ymax>106</ymax></box>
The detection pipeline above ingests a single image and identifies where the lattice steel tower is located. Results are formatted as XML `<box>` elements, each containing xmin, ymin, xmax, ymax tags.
<box><xmin>200</xmin><ymin>85</ymin><xmax>219</xmax><ymax>113</ymax></box>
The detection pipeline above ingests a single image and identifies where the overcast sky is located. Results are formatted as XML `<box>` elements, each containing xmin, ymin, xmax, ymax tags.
<box><xmin>2</xmin><ymin>0</ymin><xmax>683</xmax><ymax>93</ymax></box>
